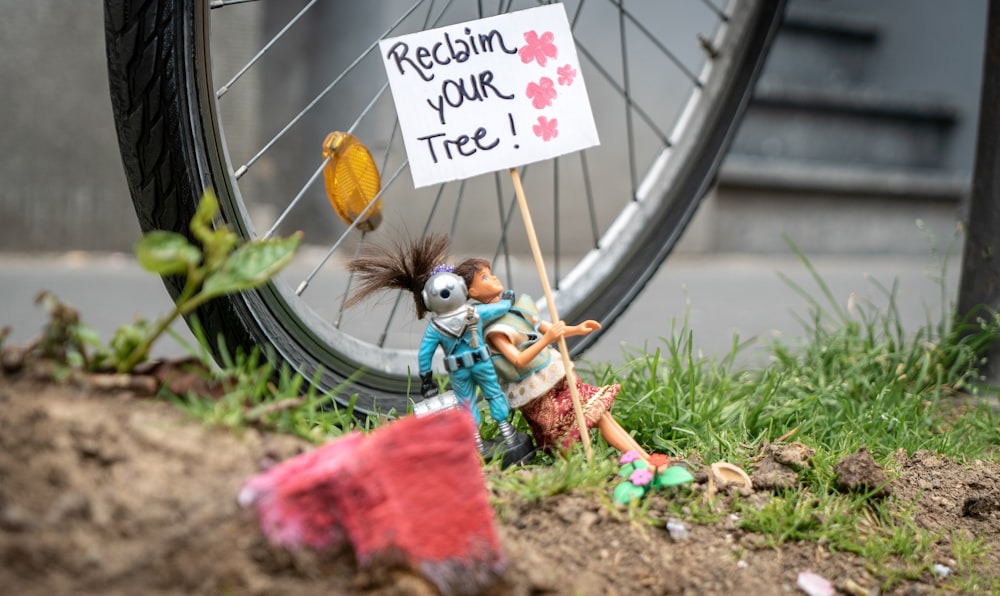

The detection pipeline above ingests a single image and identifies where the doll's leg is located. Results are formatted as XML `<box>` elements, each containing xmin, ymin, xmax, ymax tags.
<box><xmin>448</xmin><ymin>370</ymin><xmax>488</xmax><ymax>452</ymax></box>
<box><xmin>596</xmin><ymin>413</ymin><xmax>650</xmax><ymax>461</ymax></box>
<box><xmin>471</xmin><ymin>362</ymin><xmax>519</xmax><ymax>447</ymax></box>
<box><xmin>448</xmin><ymin>371</ymin><xmax>481</xmax><ymax>424</ymax></box>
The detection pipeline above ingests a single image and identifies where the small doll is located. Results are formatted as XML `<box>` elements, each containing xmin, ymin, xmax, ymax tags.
<box><xmin>345</xmin><ymin>235</ymin><xmax>520</xmax><ymax>452</ymax></box>
<box><xmin>454</xmin><ymin>257</ymin><xmax>659</xmax><ymax>464</ymax></box>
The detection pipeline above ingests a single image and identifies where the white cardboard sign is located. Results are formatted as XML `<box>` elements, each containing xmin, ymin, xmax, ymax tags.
<box><xmin>379</xmin><ymin>3</ymin><xmax>599</xmax><ymax>188</ymax></box>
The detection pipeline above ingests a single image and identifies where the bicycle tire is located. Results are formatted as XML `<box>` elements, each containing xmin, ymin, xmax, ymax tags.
<box><xmin>104</xmin><ymin>0</ymin><xmax>784</xmax><ymax>415</ymax></box>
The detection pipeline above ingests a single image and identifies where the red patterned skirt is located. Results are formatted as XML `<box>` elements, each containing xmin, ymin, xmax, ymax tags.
<box><xmin>519</xmin><ymin>375</ymin><xmax>620</xmax><ymax>452</ymax></box>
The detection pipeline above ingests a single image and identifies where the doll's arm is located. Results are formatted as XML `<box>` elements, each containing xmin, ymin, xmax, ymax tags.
<box><xmin>488</xmin><ymin>321</ymin><xmax>565</xmax><ymax>368</ymax></box>
<box><xmin>417</xmin><ymin>327</ymin><xmax>440</xmax><ymax>397</ymax></box>
<box><xmin>565</xmin><ymin>320</ymin><xmax>601</xmax><ymax>337</ymax></box>
<box><xmin>478</xmin><ymin>298</ymin><xmax>512</xmax><ymax>325</ymax></box>
<box><xmin>537</xmin><ymin>317</ymin><xmax>596</xmax><ymax>339</ymax></box>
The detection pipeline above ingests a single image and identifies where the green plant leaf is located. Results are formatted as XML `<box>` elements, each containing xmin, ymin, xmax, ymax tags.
<box><xmin>200</xmin><ymin>232</ymin><xmax>302</xmax><ymax>300</ymax></box>
<box><xmin>135</xmin><ymin>231</ymin><xmax>202</xmax><ymax>275</ymax></box>
<box><xmin>71</xmin><ymin>323</ymin><xmax>104</xmax><ymax>349</ymax></box>
<box><xmin>190</xmin><ymin>189</ymin><xmax>220</xmax><ymax>246</ymax></box>
<box><xmin>204</xmin><ymin>227</ymin><xmax>239</xmax><ymax>271</ymax></box>
<box><xmin>190</xmin><ymin>189</ymin><xmax>238</xmax><ymax>269</ymax></box>
<box><xmin>655</xmin><ymin>466</ymin><xmax>695</xmax><ymax>488</ymax></box>
<box><xmin>109</xmin><ymin>321</ymin><xmax>151</xmax><ymax>366</ymax></box>
<box><xmin>612</xmin><ymin>481</ymin><xmax>647</xmax><ymax>504</ymax></box>
<box><xmin>618</xmin><ymin>462</ymin><xmax>636</xmax><ymax>478</ymax></box>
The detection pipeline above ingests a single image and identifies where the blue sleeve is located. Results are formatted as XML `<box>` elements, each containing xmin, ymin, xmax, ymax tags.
<box><xmin>477</xmin><ymin>299</ymin><xmax>512</xmax><ymax>325</ymax></box>
<box><xmin>418</xmin><ymin>325</ymin><xmax>440</xmax><ymax>374</ymax></box>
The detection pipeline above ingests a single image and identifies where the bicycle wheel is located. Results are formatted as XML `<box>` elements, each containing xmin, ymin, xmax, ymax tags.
<box><xmin>104</xmin><ymin>0</ymin><xmax>784</xmax><ymax>415</ymax></box>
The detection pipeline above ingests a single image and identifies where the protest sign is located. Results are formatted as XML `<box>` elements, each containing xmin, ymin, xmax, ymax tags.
<box><xmin>379</xmin><ymin>3</ymin><xmax>598</xmax><ymax>188</ymax></box>
<box><xmin>380</xmin><ymin>3</ymin><xmax>599</xmax><ymax>460</ymax></box>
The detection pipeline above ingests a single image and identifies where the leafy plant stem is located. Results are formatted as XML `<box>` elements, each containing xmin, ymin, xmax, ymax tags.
<box><xmin>116</xmin><ymin>271</ymin><xmax>203</xmax><ymax>373</ymax></box>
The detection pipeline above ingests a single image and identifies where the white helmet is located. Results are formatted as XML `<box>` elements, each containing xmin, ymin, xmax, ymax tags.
<box><xmin>421</xmin><ymin>271</ymin><xmax>468</xmax><ymax>315</ymax></box>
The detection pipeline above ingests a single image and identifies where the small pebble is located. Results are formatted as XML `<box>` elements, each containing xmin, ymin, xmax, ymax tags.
<box><xmin>797</xmin><ymin>571</ymin><xmax>834</xmax><ymax>596</ymax></box>
<box><xmin>665</xmin><ymin>518</ymin><xmax>688</xmax><ymax>541</ymax></box>
<box><xmin>839</xmin><ymin>578</ymin><xmax>870</xmax><ymax>596</ymax></box>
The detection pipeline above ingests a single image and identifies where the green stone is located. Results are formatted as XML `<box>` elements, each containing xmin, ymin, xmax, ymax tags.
<box><xmin>656</xmin><ymin>466</ymin><xmax>695</xmax><ymax>488</ymax></box>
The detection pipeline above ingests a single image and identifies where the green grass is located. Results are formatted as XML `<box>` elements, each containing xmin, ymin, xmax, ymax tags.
<box><xmin>162</xmin><ymin>241</ymin><xmax>1000</xmax><ymax>591</ymax></box>
<box><xmin>594</xmin><ymin>243</ymin><xmax>1000</xmax><ymax>465</ymax></box>
<box><xmin>561</xmin><ymin>242</ymin><xmax>1000</xmax><ymax>590</ymax></box>
<box><xmin>163</xmin><ymin>319</ymin><xmax>370</xmax><ymax>442</ymax></box>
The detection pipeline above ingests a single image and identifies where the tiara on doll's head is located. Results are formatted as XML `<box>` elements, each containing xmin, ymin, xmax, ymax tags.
<box><xmin>430</xmin><ymin>264</ymin><xmax>454</xmax><ymax>276</ymax></box>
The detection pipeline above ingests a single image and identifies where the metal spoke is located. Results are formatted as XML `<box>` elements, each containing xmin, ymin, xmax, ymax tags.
<box><xmin>574</xmin><ymin>42</ymin><xmax>671</xmax><ymax>150</ymax></box>
<box><xmin>349</xmin><ymin>81</ymin><xmax>391</xmax><ymax>137</ymax></box>
<box><xmin>295</xmin><ymin>161</ymin><xmax>410</xmax><ymax>297</ymax></box>
<box><xmin>262</xmin><ymin>83</ymin><xmax>392</xmax><ymax>241</ymax></box>
<box><xmin>493</xmin><ymin>189</ymin><xmax>519</xmax><ymax>289</ymax></box>
<box><xmin>333</xmin><ymin>23</ymin><xmax>408</xmax><ymax>308</ymax></box>
<box><xmin>216</xmin><ymin>0</ymin><xmax>319</xmax><ymax>99</ymax></box>
<box><xmin>374</xmin><ymin>181</ymin><xmax>450</xmax><ymax>347</ymax></box>
<box><xmin>234</xmin><ymin>0</ymin><xmax>426</xmax><ymax>180</ymax></box>
<box><xmin>334</xmin><ymin>233</ymin><xmax>365</xmax><ymax>329</ymax></box>
<box><xmin>617</xmin><ymin>0</ymin><xmax>638</xmax><ymax>196</ymax></box>
<box><xmin>262</xmin><ymin>156</ymin><xmax>328</xmax><ymax>239</ymax></box>
<box><xmin>337</xmin><ymin>124</ymin><xmax>437</xmax><ymax>337</ymax></box>
<box><xmin>210</xmin><ymin>0</ymin><xmax>259</xmax><ymax>8</ymax></box>
<box><xmin>579</xmin><ymin>151</ymin><xmax>600</xmax><ymax>247</ymax></box>
<box><xmin>568</xmin><ymin>0</ymin><xmax>585</xmax><ymax>28</ymax></box>
<box><xmin>493</xmin><ymin>171</ymin><xmax>512</xmax><ymax>287</ymax></box>
<box><xmin>610</xmin><ymin>0</ymin><xmax>703</xmax><ymax>87</ymax></box>
<box><xmin>698</xmin><ymin>0</ymin><xmax>729</xmax><ymax>21</ymax></box>
<box><xmin>448</xmin><ymin>180</ymin><xmax>467</xmax><ymax>239</ymax></box>
<box><xmin>353</xmin><ymin>0</ymin><xmax>455</xmax><ymax>335</ymax></box>
<box><xmin>335</xmin><ymin>118</ymin><xmax>401</xmax><ymax>337</ymax></box>
<box><xmin>567</xmin><ymin>0</ymin><xmax>600</xmax><ymax>252</ymax></box>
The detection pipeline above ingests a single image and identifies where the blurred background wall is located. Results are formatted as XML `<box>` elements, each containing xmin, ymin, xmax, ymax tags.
<box><xmin>0</xmin><ymin>0</ymin><xmax>987</xmax><ymax>254</ymax></box>
<box><xmin>686</xmin><ymin>0</ymin><xmax>987</xmax><ymax>254</ymax></box>
<box><xmin>0</xmin><ymin>2</ymin><xmax>135</xmax><ymax>251</ymax></box>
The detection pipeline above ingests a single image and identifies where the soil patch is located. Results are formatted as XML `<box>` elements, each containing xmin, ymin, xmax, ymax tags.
<box><xmin>1</xmin><ymin>371</ymin><xmax>998</xmax><ymax>595</ymax></box>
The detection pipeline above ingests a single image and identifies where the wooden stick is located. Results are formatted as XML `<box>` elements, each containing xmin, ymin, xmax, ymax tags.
<box><xmin>508</xmin><ymin>167</ymin><xmax>592</xmax><ymax>462</ymax></box>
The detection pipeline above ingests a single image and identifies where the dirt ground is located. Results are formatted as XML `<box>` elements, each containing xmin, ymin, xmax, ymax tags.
<box><xmin>1</xmin><ymin>369</ymin><xmax>999</xmax><ymax>595</ymax></box>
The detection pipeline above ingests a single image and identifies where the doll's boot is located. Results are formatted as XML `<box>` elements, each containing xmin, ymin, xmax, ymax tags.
<box><xmin>482</xmin><ymin>421</ymin><xmax>536</xmax><ymax>467</ymax></box>
<box><xmin>498</xmin><ymin>420</ymin><xmax>518</xmax><ymax>447</ymax></box>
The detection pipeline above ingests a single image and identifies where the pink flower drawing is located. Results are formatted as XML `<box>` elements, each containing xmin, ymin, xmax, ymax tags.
<box><xmin>532</xmin><ymin>116</ymin><xmax>558</xmax><ymax>141</ymax></box>
<box><xmin>526</xmin><ymin>77</ymin><xmax>557</xmax><ymax>109</ymax></box>
<box><xmin>519</xmin><ymin>30</ymin><xmax>557</xmax><ymax>67</ymax></box>
<box><xmin>629</xmin><ymin>468</ymin><xmax>653</xmax><ymax>487</ymax></box>
<box><xmin>619</xmin><ymin>450</ymin><xmax>640</xmax><ymax>464</ymax></box>
<box><xmin>557</xmin><ymin>64</ymin><xmax>577</xmax><ymax>86</ymax></box>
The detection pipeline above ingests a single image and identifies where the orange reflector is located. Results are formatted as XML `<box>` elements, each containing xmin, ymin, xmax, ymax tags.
<box><xmin>322</xmin><ymin>131</ymin><xmax>382</xmax><ymax>231</ymax></box>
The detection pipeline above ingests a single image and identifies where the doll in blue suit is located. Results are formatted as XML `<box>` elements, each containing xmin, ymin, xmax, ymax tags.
<box><xmin>417</xmin><ymin>266</ymin><xmax>513</xmax><ymax>433</ymax></box>
<box><xmin>345</xmin><ymin>234</ymin><xmax>520</xmax><ymax>452</ymax></box>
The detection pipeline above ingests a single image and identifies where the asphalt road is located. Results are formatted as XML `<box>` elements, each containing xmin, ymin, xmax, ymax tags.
<box><xmin>0</xmin><ymin>250</ymin><xmax>961</xmax><ymax>371</ymax></box>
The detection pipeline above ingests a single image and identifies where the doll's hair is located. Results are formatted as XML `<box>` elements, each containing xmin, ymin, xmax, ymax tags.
<box><xmin>452</xmin><ymin>257</ymin><xmax>491</xmax><ymax>291</ymax></box>
<box><xmin>345</xmin><ymin>234</ymin><xmax>451</xmax><ymax>319</ymax></box>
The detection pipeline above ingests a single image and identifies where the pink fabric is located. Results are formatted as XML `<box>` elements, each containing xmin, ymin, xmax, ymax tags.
<box><xmin>520</xmin><ymin>376</ymin><xmax>619</xmax><ymax>451</ymax></box>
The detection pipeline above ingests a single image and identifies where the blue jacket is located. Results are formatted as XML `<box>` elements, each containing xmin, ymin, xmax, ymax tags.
<box><xmin>418</xmin><ymin>299</ymin><xmax>511</xmax><ymax>374</ymax></box>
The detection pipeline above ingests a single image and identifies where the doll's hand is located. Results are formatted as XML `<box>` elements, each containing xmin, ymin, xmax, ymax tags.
<box><xmin>565</xmin><ymin>319</ymin><xmax>601</xmax><ymax>337</ymax></box>
<box><xmin>420</xmin><ymin>371</ymin><xmax>438</xmax><ymax>398</ymax></box>
<box><xmin>543</xmin><ymin>320</ymin><xmax>567</xmax><ymax>344</ymax></box>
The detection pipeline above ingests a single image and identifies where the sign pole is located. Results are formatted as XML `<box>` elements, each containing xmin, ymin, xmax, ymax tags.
<box><xmin>509</xmin><ymin>167</ymin><xmax>592</xmax><ymax>462</ymax></box>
